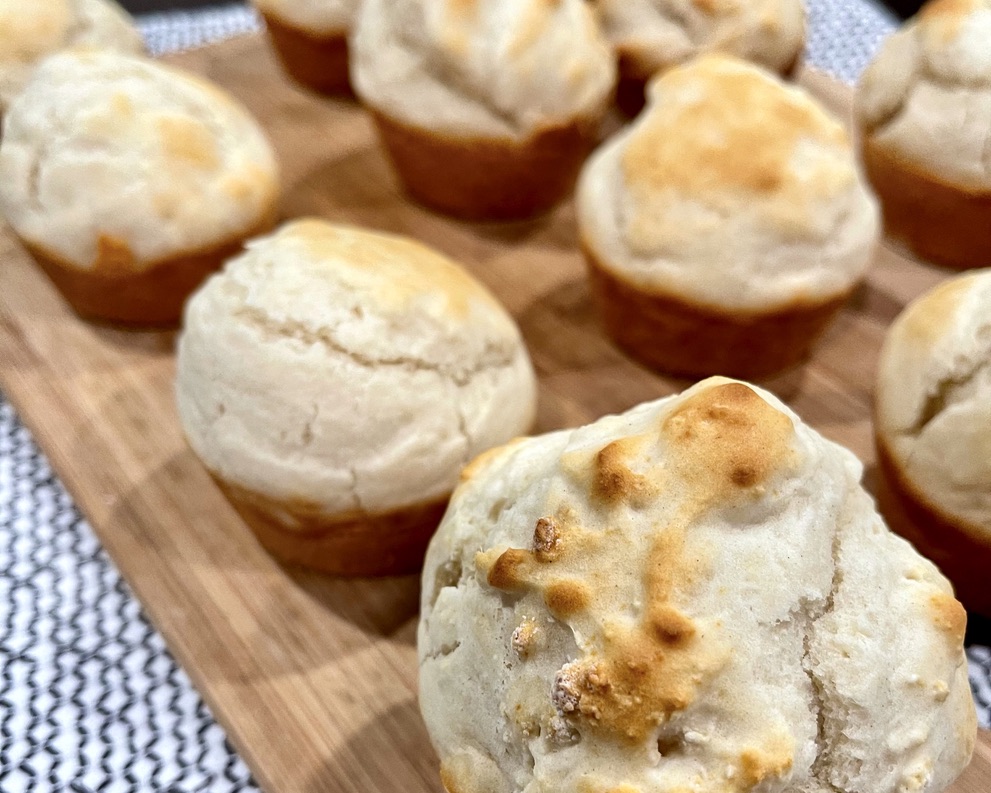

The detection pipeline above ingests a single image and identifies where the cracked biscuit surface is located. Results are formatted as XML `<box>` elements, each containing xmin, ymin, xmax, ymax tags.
<box><xmin>0</xmin><ymin>0</ymin><xmax>143</xmax><ymax>111</ymax></box>
<box><xmin>876</xmin><ymin>270</ymin><xmax>991</xmax><ymax>549</ymax></box>
<box><xmin>419</xmin><ymin>377</ymin><xmax>975</xmax><ymax>793</ymax></box>
<box><xmin>175</xmin><ymin>219</ymin><xmax>537</xmax><ymax>519</ymax></box>
<box><xmin>0</xmin><ymin>49</ymin><xmax>278</xmax><ymax>271</ymax></box>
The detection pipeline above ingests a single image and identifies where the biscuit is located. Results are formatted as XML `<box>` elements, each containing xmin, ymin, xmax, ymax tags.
<box><xmin>0</xmin><ymin>49</ymin><xmax>279</xmax><ymax>324</ymax></box>
<box><xmin>875</xmin><ymin>269</ymin><xmax>991</xmax><ymax>615</ymax></box>
<box><xmin>350</xmin><ymin>0</ymin><xmax>616</xmax><ymax>219</ymax></box>
<box><xmin>856</xmin><ymin>0</ymin><xmax>991</xmax><ymax>270</ymax></box>
<box><xmin>419</xmin><ymin>377</ymin><xmax>976</xmax><ymax>793</ymax></box>
<box><xmin>176</xmin><ymin>219</ymin><xmax>538</xmax><ymax>575</ymax></box>
<box><xmin>577</xmin><ymin>56</ymin><xmax>879</xmax><ymax>378</ymax></box>
<box><xmin>0</xmin><ymin>0</ymin><xmax>143</xmax><ymax>112</ymax></box>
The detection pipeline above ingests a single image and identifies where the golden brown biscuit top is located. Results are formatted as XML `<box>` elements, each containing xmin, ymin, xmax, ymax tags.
<box><xmin>613</xmin><ymin>55</ymin><xmax>859</xmax><ymax>255</ymax></box>
<box><xmin>286</xmin><ymin>219</ymin><xmax>507</xmax><ymax>320</ymax></box>
<box><xmin>0</xmin><ymin>0</ymin><xmax>71</xmax><ymax>62</ymax></box>
<box><xmin>919</xmin><ymin>0</ymin><xmax>982</xmax><ymax>20</ymax></box>
<box><xmin>929</xmin><ymin>591</ymin><xmax>968</xmax><ymax>648</ymax></box>
<box><xmin>420</xmin><ymin>376</ymin><xmax>976</xmax><ymax>793</ymax></box>
<box><xmin>623</xmin><ymin>56</ymin><xmax>848</xmax><ymax>203</ymax></box>
<box><xmin>918</xmin><ymin>0</ymin><xmax>988</xmax><ymax>39</ymax></box>
<box><xmin>476</xmin><ymin>383</ymin><xmax>799</xmax><ymax>744</ymax></box>
<box><xmin>898</xmin><ymin>274</ymin><xmax>973</xmax><ymax>346</ymax></box>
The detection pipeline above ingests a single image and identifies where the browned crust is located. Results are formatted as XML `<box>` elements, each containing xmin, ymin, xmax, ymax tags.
<box><xmin>370</xmin><ymin>109</ymin><xmax>602</xmax><ymax>221</ymax></box>
<box><xmin>875</xmin><ymin>431</ymin><xmax>991</xmax><ymax>617</ymax></box>
<box><xmin>861</xmin><ymin>132</ymin><xmax>991</xmax><ymax>271</ymax></box>
<box><xmin>584</xmin><ymin>246</ymin><xmax>851</xmax><ymax>379</ymax></box>
<box><xmin>20</xmin><ymin>213</ymin><xmax>277</xmax><ymax>327</ymax></box>
<box><xmin>261</xmin><ymin>13</ymin><xmax>353</xmax><ymax>96</ymax></box>
<box><xmin>614</xmin><ymin>49</ymin><xmax>803</xmax><ymax>118</ymax></box>
<box><xmin>214</xmin><ymin>475</ymin><xmax>450</xmax><ymax>576</ymax></box>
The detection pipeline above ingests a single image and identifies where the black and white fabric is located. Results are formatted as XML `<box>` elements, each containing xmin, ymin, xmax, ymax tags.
<box><xmin>806</xmin><ymin>0</ymin><xmax>898</xmax><ymax>82</ymax></box>
<box><xmin>1</xmin><ymin>3</ymin><xmax>988</xmax><ymax>793</ymax></box>
<box><xmin>139</xmin><ymin>4</ymin><xmax>261</xmax><ymax>57</ymax></box>
<box><xmin>973</xmin><ymin>647</ymin><xmax>991</xmax><ymax>726</ymax></box>
<box><xmin>0</xmin><ymin>399</ymin><xmax>258</xmax><ymax>793</ymax></box>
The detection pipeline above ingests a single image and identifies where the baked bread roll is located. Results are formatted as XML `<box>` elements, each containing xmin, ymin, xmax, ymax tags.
<box><xmin>0</xmin><ymin>0</ymin><xmax>144</xmax><ymax>113</ymax></box>
<box><xmin>420</xmin><ymin>377</ymin><xmax>976</xmax><ymax>793</ymax></box>
<box><xmin>176</xmin><ymin>219</ymin><xmax>537</xmax><ymax>576</ymax></box>
<box><xmin>856</xmin><ymin>0</ymin><xmax>991</xmax><ymax>270</ymax></box>
<box><xmin>596</xmin><ymin>0</ymin><xmax>805</xmax><ymax>115</ymax></box>
<box><xmin>0</xmin><ymin>49</ymin><xmax>279</xmax><ymax>325</ymax></box>
<box><xmin>254</xmin><ymin>0</ymin><xmax>358</xmax><ymax>94</ymax></box>
<box><xmin>577</xmin><ymin>56</ymin><xmax>879</xmax><ymax>379</ymax></box>
<box><xmin>350</xmin><ymin>0</ymin><xmax>616</xmax><ymax>220</ymax></box>
<box><xmin>875</xmin><ymin>270</ymin><xmax>991</xmax><ymax>616</ymax></box>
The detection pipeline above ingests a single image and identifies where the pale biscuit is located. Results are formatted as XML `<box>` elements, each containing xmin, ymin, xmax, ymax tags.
<box><xmin>578</xmin><ymin>55</ymin><xmax>878</xmax><ymax>313</ymax></box>
<box><xmin>419</xmin><ymin>377</ymin><xmax>976</xmax><ymax>793</ymax></box>
<box><xmin>0</xmin><ymin>0</ymin><xmax>143</xmax><ymax>111</ymax></box>
<box><xmin>876</xmin><ymin>271</ymin><xmax>991</xmax><ymax>527</ymax></box>
<box><xmin>856</xmin><ymin>0</ymin><xmax>991</xmax><ymax>192</ymax></box>
<box><xmin>0</xmin><ymin>49</ymin><xmax>279</xmax><ymax>272</ymax></box>
<box><xmin>350</xmin><ymin>0</ymin><xmax>616</xmax><ymax>138</ymax></box>
<box><xmin>875</xmin><ymin>270</ymin><xmax>991</xmax><ymax>612</ymax></box>
<box><xmin>855</xmin><ymin>0</ymin><xmax>991</xmax><ymax>269</ymax></box>
<box><xmin>176</xmin><ymin>219</ymin><xmax>538</xmax><ymax>522</ymax></box>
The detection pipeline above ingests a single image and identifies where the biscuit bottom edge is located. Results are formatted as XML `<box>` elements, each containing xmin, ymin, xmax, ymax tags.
<box><xmin>875</xmin><ymin>433</ymin><xmax>991</xmax><ymax>617</ymax></box>
<box><xmin>22</xmin><ymin>216</ymin><xmax>276</xmax><ymax>327</ymax></box>
<box><xmin>214</xmin><ymin>474</ymin><xmax>449</xmax><ymax>577</ymax></box>
<box><xmin>862</xmin><ymin>133</ymin><xmax>991</xmax><ymax>272</ymax></box>
<box><xmin>261</xmin><ymin>13</ymin><xmax>352</xmax><ymax>97</ymax></box>
<box><xmin>584</xmin><ymin>248</ymin><xmax>851</xmax><ymax>380</ymax></box>
<box><xmin>369</xmin><ymin>109</ymin><xmax>602</xmax><ymax>221</ymax></box>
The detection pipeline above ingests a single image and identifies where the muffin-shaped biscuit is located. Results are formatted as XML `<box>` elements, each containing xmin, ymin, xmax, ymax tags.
<box><xmin>577</xmin><ymin>56</ymin><xmax>879</xmax><ymax>379</ymax></box>
<box><xmin>176</xmin><ymin>219</ymin><xmax>538</xmax><ymax>576</ymax></box>
<box><xmin>875</xmin><ymin>270</ymin><xmax>991</xmax><ymax>616</ymax></box>
<box><xmin>856</xmin><ymin>0</ymin><xmax>991</xmax><ymax>270</ymax></box>
<box><xmin>0</xmin><ymin>0</ymin><xmax>144</xmax><ymax>112</ymax></box>
<box><xmin>350</xmin><ymin>0</ymin><xmax>616</xmax><ymax>220</ymax></box>
<box><xmin>597</xmin><ymin>0</ymin><xmax>805</xmax><ymax>115</ymax></box>
<box><xmin>420</xmin><ymin>377</ymin><xmax>976</xmax><ymax>793</ymax></box>
<box><xmin>0</xmin><ymin>50</ymin><xmax>279</xmax><ymax>325</ymax></box>
<box><xmin>254</xmin><ymin>0</ymin><xmax>358</xmax><ymax>94</ymax></box>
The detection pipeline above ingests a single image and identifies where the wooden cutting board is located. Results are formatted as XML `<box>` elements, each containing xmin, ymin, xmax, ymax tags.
<box><xmin>0</xmin><ymin>33</ymin><xmax>987</xmax><ymax>793</ymax></box>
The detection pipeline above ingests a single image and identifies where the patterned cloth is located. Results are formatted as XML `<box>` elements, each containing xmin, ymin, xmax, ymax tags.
<box><xmin>1</xmin><ymin>3</ymin><xmax>989</xmax><ymax>792</ymax></box>
<box><xmin>0</xmin><ymin>402</ymin><xmax>257</xmax><ymax>793</ymax></box>
<box><xmin>139</xmin><ymin>4</ymin><xmax>261</xmax><ymax>57</ymax></box>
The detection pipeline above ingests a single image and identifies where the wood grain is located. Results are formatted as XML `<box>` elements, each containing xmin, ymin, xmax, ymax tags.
<box><xmin>0</xmin><ymin>34</ymin><xmax>986</xmax><ymax>793</ymax></box>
